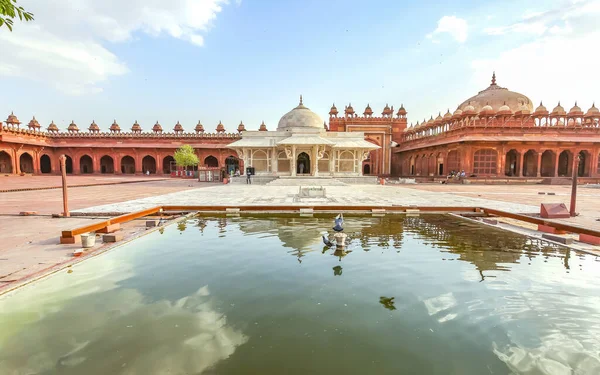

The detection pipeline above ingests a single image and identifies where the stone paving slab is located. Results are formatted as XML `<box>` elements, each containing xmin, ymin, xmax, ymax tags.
<box><xmin>0</xmin><ymin>179</ymin><xmax>213</xmax><ymax>215</ymax></box>
<box><xmin>0</xmin><ymin>175</ymin><xmax>167</xmax><ymax>191</ymax></box>
<box><xmin>73</xmin><ymin>184</ymin><xmax>541</xmax><ymax>214</ymax></box>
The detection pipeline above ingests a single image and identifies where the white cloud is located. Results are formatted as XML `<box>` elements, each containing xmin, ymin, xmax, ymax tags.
<box><xmin>0</xmin><ymin>0</ymin><xmax>229</xmax><ymax>95</ymax></box>
<box><xmin>427</xmin><ymin>16</ymin><xmax>469</xmax><ymax>43</ymax></box>
<box><xmin>471</xmin><ymin>0</ymin><xmax>600</xmax><ymax>111</ymax></box>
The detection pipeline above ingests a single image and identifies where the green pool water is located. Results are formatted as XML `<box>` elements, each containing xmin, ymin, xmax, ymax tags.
<box><xmin>1</xmin><ymin>214</ymin><xmax>599</xmax><ymax>375</ymax></box>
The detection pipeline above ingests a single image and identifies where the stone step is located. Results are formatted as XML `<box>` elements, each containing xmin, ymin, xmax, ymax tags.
<box><xmin>267</xmin><ymin>178</ymin><xmax>348</xmax><ymax>186</ymax></box>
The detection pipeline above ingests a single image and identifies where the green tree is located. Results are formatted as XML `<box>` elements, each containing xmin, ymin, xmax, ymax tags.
<box><xmin>0</xmin><ymin>0</ymin><xmax>34</xmax><ymax>31</ymax></box>
<box><xmin>173</xmin><ymin>145</ymin><xmax>199</xmax><ymax>170</ymax></box>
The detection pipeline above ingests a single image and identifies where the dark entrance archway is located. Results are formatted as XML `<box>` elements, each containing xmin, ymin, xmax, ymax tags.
<box><xmin>142</xmin><ymin>155</ymin><xmax>156</xmax><ymax>174</ymax></box>
<box><xmin>363</xmin><ymin>164</ymin><xmax>370</xmax><ymax>175</ymax></box>
<box><xmin>40</xmin><ymin>154</ymin><xmax>51</xmax><ymax>173</ymax></box>
<box><xmin>204</xmin><ymin>156</ymin><xmax>218</xmax><ymax>168</ymax></box>
<box><xmin>578</xmin><ymin>151</ymin><xmax>589</xmax><ymax>177</ymax></box>
<box><xmin>121</xmin><ymin>156</ymin><xmax>135</xmax><ymax>174</ymax></box>
<box><xmin>80</xmin><ymin>155</ymin><xmax>93</xmax><ymax>174</ymax></box>
<box><xmin>558</xmin><ymin>151</ymin><xmax>572</xmax><ymax>177</ymax></box>
<box><xmin>505</xmin><ymin>150</ymin><xmax>519</xmax><ymax>176</ymax></box>
<box><xmin>522</xmin><ymin>150</ymin><xmax>538</xmax><ymax>177</ymax></box>
<box><xmin>163</xmin><ymin>156</ymin><xmax>175</xmax><ymax>174</ymax></box>
<box><xmin>225</xmin><ymin>156</ymin><xmax>239</xmax><ymax>175</ymax></box>
<box><xmin>0</xmin><ymin>151</ymin><xmax>12</xmax><ymax>173</ymax></box>
<box><xmin>297</xmin><ymin>152</ymin><xmax>310</xmax><ymax>174</ymax></box>
<box><xmin>65</xmin><ymin>156</ymin><xmax>73</xmax><ymax>174</ymax></box>
<box><xmin>540</xmin><ymin>150</ymin><xmax>555</xmax><ymax>177</ymax></box>
<box><xmin>19</xmin><ymin>153</ymin><xmax>34</xmax><ymax>173</ymax></box>
<box><xmin>100</xmin><ymin>155</ymin><xmax>114</xmax><ymax>174</ymax></box>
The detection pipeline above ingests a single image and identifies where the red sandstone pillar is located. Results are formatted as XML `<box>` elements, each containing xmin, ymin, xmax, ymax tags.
<box><xmin>536</xmin><ymin>151</ymin><xmax>542</xmax><ymax>177</ymax></box>
<box><xmin>554</xmin><ymin>151</ymin><xmax>560</xmax><ymax>177</ymax></box>
<box><xmin>157</xmin><ymin>154</ymin><xmax>163</xmax><ymax>175</ymax></box>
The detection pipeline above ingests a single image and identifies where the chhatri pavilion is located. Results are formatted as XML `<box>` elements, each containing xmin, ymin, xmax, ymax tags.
<box><xmin>228</xmin><ymin>96</ymin><xmax>379</xmax><ymax>177</ymax></box>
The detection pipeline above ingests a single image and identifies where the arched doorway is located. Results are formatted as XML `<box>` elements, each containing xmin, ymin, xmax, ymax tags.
<box><xmin>541</xmin><ymin>150</ymin><xmax>555</xmax><ymax>177</ymax></box>
<box><xmin>163</xmin><ymin>156</ymin><xmax>175</xmax><ymax>174</ymax></box>
<box><xmin>100</xmin><ymin>155</ymin><xmax>114</xmax><ymax>174</ymax></box>
<box><xmin>522</xmin><ymin>150</ymin><xmax>538</xmax><ymax>177</ymax></box>
<box><xmin>204</xmin><ymin>156</ymin><xmax>218</xmax><ymax>168</ymax></box>
<box><xmin>142</xmin><ymin>156</ymin><xmax>157</xmax><ymax>174</ymax></box>
<box><xmin>363</xmin><ymin>164</ymin><xmax>370</xmax><ymax>175</ymax></box>
<box><xmin>225</xmin><ymin>156</ymin><xmax>239</xmax><ymax>175</ymax></box>
<box><xmin>578</xmin><ymin>151</ymin><xmax>589</xmax><ymax>177</ymax></box>
<box><xmin>0</xmin><ymin>151</ymin><xmax>12</xmax><ymax>173</ymax></box>
<box><xmin>297</xmin><ymin>152</ymin><xmax>310</xmax><ymax>174</ymax></box>
<box><xmin>558</xmin><ymin>151</ymin><xmax>572</xmax><ymax>177</ymax></box>
<box><xmin>40</xmin><ymin>154</ymin><xmax>51</xmax><ymax>174</ymax></box>
<box><xmin>64</xmin><ymin>156</ymin><xmax>73</xmax><ymax>174</ymax></box>
<box><xmin>19</xmin><ymin>153</ymin><xmax>34</xmax><ymax>174</ymax></box>
<box><xmin>437</xmin><ymin>153</ymin><xmax>444</xmax><ymax>176</ymax></box>
<box><xmin>80</xmin><ymin>155</ymin><xmax>93</xmax><ymax>174</ymax></box>
<box><xmin>505</xmin><ymin>150</ymin><xmax>519</xmax><ymax>176</ymax></box>
<box><xmin>121</xmin><ymin>156</ymin><xmax>135</xmax><ymax>174</ymax></box>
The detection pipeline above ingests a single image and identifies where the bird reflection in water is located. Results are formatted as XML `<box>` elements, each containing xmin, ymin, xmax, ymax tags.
<box><xmin>177</xmin><ymin>220</ymin><xmax>187</xmax><ymax>233</ymax></box>
<box><xmin>379</xmin><ymin>296</ymin><xmax>396</xmax><ymax>311</ymax></box>
<box><xmin>333</xmin><ymin>265</ymin><xmax>343</xmax><ymax>276</ymax></box>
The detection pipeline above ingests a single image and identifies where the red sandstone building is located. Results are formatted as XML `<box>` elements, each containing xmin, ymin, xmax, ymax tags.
<box><xmin>392</xmin><ymin>74</ymin><xmax>600</xmax><ymax>181</ymax></box>
<box><xmin>2</xmin><ymin>74</ymin><xmax>599</xmax><ymax>180</ymax></box>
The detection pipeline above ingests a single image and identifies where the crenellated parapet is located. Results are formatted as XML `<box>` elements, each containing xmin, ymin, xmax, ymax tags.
<box><xmin>401</xmin><ymin>101</ymin><xmax>600</xmax><ymax>145</ymax></box>
<box><xmin>0</xmin><ymin>124</ymin><xmax>241</xmax><ymax>140</ymax></box>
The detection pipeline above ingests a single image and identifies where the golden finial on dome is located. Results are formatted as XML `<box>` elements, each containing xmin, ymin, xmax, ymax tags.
<box><xmin>491</xmin><ymin>71</ymin><xmax>496</xmax><ymax>85</ymax></box>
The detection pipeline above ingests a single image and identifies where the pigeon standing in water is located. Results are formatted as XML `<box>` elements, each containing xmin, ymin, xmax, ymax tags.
<box><xmin>333</xmin><ymin>213</ymin><xmax>344</xmax><ymax>232</ymax></box>
<box><xmin>322</xmin><ymin>234</ymin><xmax>334</xmax><ymax>247</ymax></box>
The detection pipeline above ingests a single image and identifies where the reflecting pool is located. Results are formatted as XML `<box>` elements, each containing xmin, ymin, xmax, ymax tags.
<box><xmin>1</xmin><ymin>214</ymin><xmax>599</xmax><ymax>374</ymax></box>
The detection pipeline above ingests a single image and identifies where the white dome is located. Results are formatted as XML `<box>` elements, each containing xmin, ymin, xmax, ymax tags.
<box><xmin>277</xmin><ymin>96</ymin><xmax>324</xmax><ymax>131</ymax></box>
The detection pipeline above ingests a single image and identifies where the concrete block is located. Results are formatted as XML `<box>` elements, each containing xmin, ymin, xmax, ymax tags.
<box><xmin>225</xmin><ymin>208</ymin><xmax>240</xmax><ymax>213</ymax></box>
<box><xmin>483</xmin><ymin>218</ymin><xmax>498</xmax><ymax>225</ymax></box>
<box><xmin>405</xmin><ymin>209</ymin><xmax>420</xmax><ymax>213</ymax></box>
<box><xmin>97</xmin><ymin>223</ymin><xmax>120</xmax><ymax>233</ymax></box>
<box><xmin>538</xmin><ymin>192</ymin><xmax>545</xmax><ymax>195</ymax></box>
<box><xmin>19</xmin><ymin>211</ymin><xmax>38</xmax><ymax>216</ymax></box>
<box><xmin>540</xmin><ymin>203</ymin><xmax>570</xmax><ymax>219</ymax></box>
<box><xmin>372</xmin><ymin>209</ymin><xmax>386</xmax><ymax>214</ymax></box>
<box><xmin>146</xmin><ymin>220</ymin><xmax>159</xmax><ymax>228</ymax></box>
<box><xmin>60</xmin><ymin>235</ymin><xmax>81</xmax><ymax>244</ymax></box>
<box><xmin>103</xmin><ymin>233</ymin><xmax>124</xmax><ymax>243</ymax></box>
<box><xmin>542</xmin><ymin>234</ymin><xmax>574</xmax><ymax>245</ymax></box>
<box><xmin>299</xmin><ymin>208</ymin><xmax>314</xmax><ymax>214</ymax></box>
<box><xmin>547</xmin><ymin>192</ymin><xmax>556</xmax><ymax>195</ymax></box>
<box><xmin>579</xmin><ymin>234</ymin><xmax>600</xmax><ymax>246</ymax></box>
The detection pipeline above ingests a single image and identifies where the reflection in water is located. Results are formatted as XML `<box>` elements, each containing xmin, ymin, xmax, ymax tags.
<box><xmin>177</xmin><ymin>219</ymin><xmax>187</xmax><ymax>232</ymax></box>
<box><xmin>379</xmin><ymin>296</ymin><xmax>396</xmax><ymax>311</ymax></box>
<box><xmin>333</xmin><ymin>265</ymin><xmax>342</xmax><ymax>276</ymax></box>
<box><xmin>2</xmin><ymin>214</ymin><xmax>598</xmax><ymax>375</ymax></box>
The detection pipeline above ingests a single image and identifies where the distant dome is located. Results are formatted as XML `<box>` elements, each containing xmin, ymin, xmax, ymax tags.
<box><xmin>458</xmin><ymin>73</ymin><xmax>533</xmax><ymax>113</ymax></box>
<box><xmin>277</xmin><ymin>96</ymin><xmax>324</xmax><ymax>131</ymax></box>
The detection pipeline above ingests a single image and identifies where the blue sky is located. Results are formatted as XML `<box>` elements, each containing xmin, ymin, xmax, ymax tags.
<box><xmin>1</xmin><ymin>0</ymin><xmax>598</xmax><ymax>131</ymax></box>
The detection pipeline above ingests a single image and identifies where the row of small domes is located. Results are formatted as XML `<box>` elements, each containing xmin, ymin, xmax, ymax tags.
<box><xmin>3</xmin><ymin>114</ymin><xmax>270</xmax><ymax>133</ymax></box>
<box><xmin>408</xmin><ymin>102</ymin><xmax>599</xmax><ymax>131</ymax></box>
<box><xmin>329</xmin><ymin>103</ymin><xmax>407</xmax><ymax>117</ymax></box>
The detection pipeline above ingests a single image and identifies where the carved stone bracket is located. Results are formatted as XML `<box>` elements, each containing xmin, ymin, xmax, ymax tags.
<box><xmin>317</xmin><ymin>145</ymin><xmax>326</xmax><ymax>159</ymax></box>
<box><xmin>361</xmin><ymin>150</ymin><xmax>370</xmax><ymax>161</ymax></box>
<box><xmin>285</xmin><ymin>146</ymin><xmax>293</xmax><ymax>159</ymax></box>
